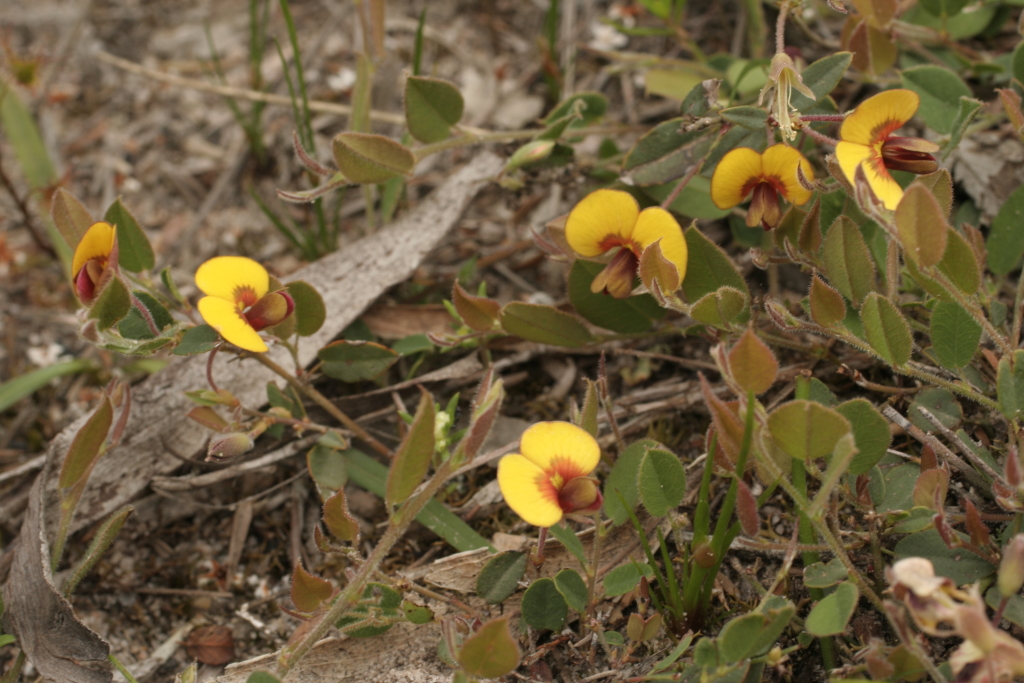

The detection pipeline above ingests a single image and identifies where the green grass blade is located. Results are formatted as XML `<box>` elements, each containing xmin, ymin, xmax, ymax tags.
<box><xmin>0</xmin><ymin>359</ymin><xmax>93</xmax><ymax>413</ymax></box>
<box><xmin>343</xmin><ymin>448</ymin><xmax>493</xmax><ymax>553</ymax></box>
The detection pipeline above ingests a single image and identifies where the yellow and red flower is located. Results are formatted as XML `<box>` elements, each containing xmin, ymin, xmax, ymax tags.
<box><xmin>72</xmin><ymin>221</ymin><xmax>117</xmax><ymax>304</ymax></box>
<box><xmin>564</xmin><ymin>189</ymin><xmax>687</xmax><ymax>299</ymax></box>
<box><xmin>497</xmin><ymin>421</ymin><xmax>602</xmax><ymax>528</ymax></box>
<box><xmin>835</xmin><ymin>89</ymin><xmax>939</xmax><ymax>211</ymax></box>
<box><xmin>710</xmin><ymin>144</ymin><xmax>814</xmax><ymax>229</ymax></box>
<box><xmin>195</xmin><ymin>256</ymin><xmax>294</xmax><ymax>353</ymax></box>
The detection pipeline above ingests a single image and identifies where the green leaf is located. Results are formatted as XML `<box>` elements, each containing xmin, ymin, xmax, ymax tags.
<box><xmin>790</xmin><ymin>52</ymin><xmax>853</xmax><ymax>111</ymax></box>
<box><xmin>930</xmin><ymin>301</ymin><xmax>981</xmax><ymax>370</ymax></box>
<box><xmin>554</xmin><ymin>569</ymin><xmax>588</xmax><ymax>612</ymax></box>
<box><xmin>603</xmin><ymin>439</ymin><xmax>658</xmax><ymax>525</ymax></box>
<box><xmin>894</xmin><ymin>528</ymin><xmax>994</xmax><ymax>584</ymax></box>
<box><xmin>939</xmin><ymin>228</ymin><xmax>980</xmax><ymax>295</ymax></box>
<box><xmin>318</xmin><ymin>340</ymin><xmax>399</xmax><ymax>382</ymax></box>
<box><xmin>682</xmin><ymin>225</ymin><xmax>749</xmax><ymax>303</ymax></box>
<box><xmin>0</xmin><ymin>359</ymin><xmax>92</xmax><ymax>414</ymax></box>
<box><xmin>809</xmin><ymin>272</ymin><xmax>846</xmax><ymax>327</ymax></box>
<box><xmin>458</xmin><ymin>617</ymin><xmax>521</xmax><ymax>679</ymax></box>
<box><xmin>500</xmin><ymin>302</ymin><xmax>593</xmax><ymax>348</ymax></box>
<box><xmin>332</xmin><ymin>132</ymin><xmax>415</xmax><ymax>184</ymax></box>
<box><xmin>392</xmin><ymin>334</ymin><xmax>433</xmax><ymax>356</ymax></box>
<box><xmin>803</xmin><ymin>559</ymin><xmax>849</xmax><ymax>589</ymax></box>
<box><xmin>402</xmin><ymin>600</ymin><xmax>434</xmax><ymax>624</ymax></box>
<box><xmin>901</xmin><ymin>65</ymin><xmax>972</xmax><ymax>135</ymax></box>
<box><xmin>59</xmin><ymin>396</ymin><xmax>113</xmax><ymax>490</ymax></box>
<box><xmin>246</xmin><ymin>673</ymin><xmax>282</xmax><ymax>683</ymax></box>
<box><xmin>173</xmin><ymin>324</ymin><xmax>220</xmax><ymax>356</ymax></box>
<box><xmin>638</xmin><ymin>447</ymin><xmax>686</xmax><ymax>516</ymax></box>
<box><xmin>821</xmin><ymin>216</ymin><xmax>876</xmax><ymax>307</ymax></box>
<box><xmin>622</xmin><ymin>118</ymin><xmax>713</xmax><ymax>186</ymax></box>
<box><xmin>307</xmin><ymin>442</ymin><xmax>348</xmax><ymax>495</ymax></box>
<box><xmin>521</xmin><ymin>578</ymin><xmax>568</xmax><ymax>631</ymax></box>
<box><xmin>918</xmin><ymin>0</ymin><xmax>970</xmax><ymax>18</ymax></box>
<box><xmin>943</xmin><ymin>97</ymin><xmax>983</xmax><ymax>160</ymax></box>
<box><xmin>689</xmin><ymin>286</ymin><xmax>747</xmax><ymax>327</ymax></box>
<box><xmin>836</xmin><ymin>399</ymin><xmax>891</xmax><ymax>475</ymax></box>
<box><xmin>104</xmin><ymin>198</ymin><xmax>155</xmax><ymax>272</ymax></box>
<box><xmin>118</xmin><ymin>292</ymin><xmax>172</xmax><ymax>340</ymax></box>
<box><xmin>603</xmin><ymin>562</ymin><xmax>655</xmax><ymax>597</ymax></box>
<box><xmin>89</xmin><ymin>277</ymin><xmax>131</xmax><ymax>331</ymax></box>
<box><xmin>548</xmin><ymin>521</ymin><xmax>587</xmax><ymax>565</ymax></box>
<box><xmin>476</xmin><ymin>552</ymin><xmax>528</xmax><ymax>604</ymax></box>
<box><xmin>805</xmin><ymin>582</ymin><xmax>859</xmax><ymax>636</ymax></box>
<box><xmin>568</xmin><ymin>260</ymin><xmax>665</xmax><ymax>333</ymax></box>
<box><xmin>343</xmin><ymin>448</ymin><xmax>492</xmax><ymax>552</ymax></box>
<box><xmin>285</xmin><ymin>280</ymin><xmax>326</xmax><ymax>337</ymax></box>
<box><xmin>385</xmin><ymin>389</ymin><xmax>436</xmax><ymax>509</ymax></box>
<box><xmin>860</xmin><ymin>293</ymin><xmax>912</xmax><ymax>366</ymax></box>
<box><xmin>987</xmin><ymin>183</ymin><xmax>1024</xmax><ymax>275</ymax></box>
<box><xmin>998</xmin><ymin>350</ymin><xmax>1024</xmax><ymax>421</ymax></box>
<box><xmin>645</xmin><ymin>173</ymin><xmax>732</xmax><ymax>220</ymax></box>
<box><xmin>719</xmin><ymin>106</ymin><xmax>768</xmax><ymax>130</ymax></box>
<box><xmin>404</xmin><ymin>76</ymin><xmax>464</xmax><ymax>143</ymax></box>
<box><xmin>908</xmin><ymin>387</ymin><xmax>962</xmax><ymax>434</ymax></box>
<box><xmin>767</xmin><ymin>400</ymin><xmax>851</xmax><ymax>461</ymax></box>
<box><xmin>895</xmin><ymin>184</ymin><xmax>947</xmax><ymax>267</ymax></box>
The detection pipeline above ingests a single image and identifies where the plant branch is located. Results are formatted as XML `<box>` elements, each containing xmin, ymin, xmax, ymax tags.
<box><xmin>250</xmin><ymin>352</ymin><xmax>392</xmax><ymax>458</ymax></box>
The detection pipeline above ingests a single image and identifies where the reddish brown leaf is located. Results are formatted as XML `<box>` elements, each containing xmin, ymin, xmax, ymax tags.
<box><xmin>182</xmin><ymin>625</ymin><xmax>234</xmax><ymax>666</ymax></box>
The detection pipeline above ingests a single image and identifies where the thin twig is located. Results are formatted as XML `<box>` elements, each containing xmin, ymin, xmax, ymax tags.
<box><xmin>881</xmin><ymin>405</ymin><xmax>991</xmax><ymax>492</ymax></box>
<box><xmin>913</xmin><ymin>406</ymin><xmax>1003</xmax><ymax>483</ymax></box>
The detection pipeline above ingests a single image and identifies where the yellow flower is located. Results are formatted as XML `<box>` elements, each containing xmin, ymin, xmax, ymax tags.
<box><xmin>759</xmin><ymin>53</ymin><xmax>815</xmax><ymax>141</ymax></box>
<box><xmin>497</xmin><ymin>422</ymin><xmax>602</xmax><ymax>528</ymax></box>
<box><xmin>72</xmin><ymin>221</ymin><xmax>117</xmax><ymax>304</ymax></box>
<box><xmin>835</xmin><ymin>89</ymin><xmax>939</xmax><ymax>211</ymax></box>
<box><xmin>564</xmin><ymin>189</ymin><xmax>687</xmax><ymax>299</ymax></box>
<box><xmin>195</xmin><ymin>256</ymin><xmax>294</xmax><ymax>353</ymax></box>
<box><xmin>710</xmin><ymin>144</ymin><xmax>814</xmax><ymax>229</ymax></box>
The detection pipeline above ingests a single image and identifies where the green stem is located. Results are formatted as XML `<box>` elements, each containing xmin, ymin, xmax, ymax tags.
<box><xmin>585</xmin><ymin>518</ymin><xmax>606</xmax><ymax>633</ymax></box>
<box><xmin>0</xmin><ymin>652</ymin><xmax>25</xmax><ymax>683</ymax></box>
<box><xmin>108</xmin><ymin>654</ymin><xmax>140</xmax><ymax>683</ymax></box>
<box><xmin>250</xmin><ymin>352</ymin><xmax>392</xmax><ymax>458</ymax></box>
<box><xmin>278</xmin><ymin>456</ymin><xmax>459</xmax><ymax>674</ymax></box>
<box><xmin>412</xmin><ymin>124</ymin><xmax>640</xmax><ymax>163</ymax></box>
<box><xmin>1013</xmin><ymin>264</ymin><xmax>1024</xmax><ymax>348</ymax></box>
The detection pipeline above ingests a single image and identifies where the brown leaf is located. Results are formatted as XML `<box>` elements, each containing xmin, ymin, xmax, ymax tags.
<box><xmin>183</xmin><ymin>625</ymin><xmax>235</xmax><ymax>666</ymax></box>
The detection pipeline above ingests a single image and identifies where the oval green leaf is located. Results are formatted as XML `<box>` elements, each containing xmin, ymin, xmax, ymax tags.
<box><xmin>568</xmin><ymin>259</ymin><xmax>665</xmax><ymax>334</ymax></box>
<box><xmin>930</xmin><ymin>301</ymin><xmax>981</xmax><ymax>371</ymax></box>
<box><xmin>521</xmin><ymin>578</ymin><xmax>568</xmax><ymax>631</ymax></box>
<box><xmin>318</xmin><ymin>340</ymin><xmax>399</xmax><ymax>382</ymax></box>
<box><xmin>805</xmin><ymin>581</ymin><xmax>859</xmax><ymax>636</ymax></box>
<box><xmin>405</xmin><ymin>76</ymin><xmax>465</xmax><ymax>143</ymax></box>
<box><xmin>476</xmin><ymin>551</ymin><xmax>528</xmax><ymax>605</ymax></box>
<box><xmin>638</xmin><ymin>447</ymin><xmax>687</xmax><ymax>516</ymax></box>
<box><xmin>332</xmin><ymin>132</ymin><xmax>414</xmax><ymax>184</ymax></box>
<box><xmin>767</xmin><ymin>400</ymin><xmax>851</xmax><ymax>461</ymax></box>
<box><xmin>860</xmin><ymin>293</ymin><xmax>912</xmax><ymax>366</ymax></box>
<box><xmin>500</xmin><ymin>302</ymin><xmax>592</xmax><ymax>348</ymax></box>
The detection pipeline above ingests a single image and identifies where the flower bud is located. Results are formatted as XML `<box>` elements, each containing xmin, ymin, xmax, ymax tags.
<box><xmin>693</xmin><ymin>541</ymin><xmax>716</xmax><ymax>569</ymax></box>
<box><xmin>558</xmin><ymin>476</ymin><xmax>602</xmax><ymax>515</ymax></box>
<box><xmin>998</xmin><ymin>534</ymin><xmax>1024</xmax><ymax>598</ymax></box>
<box><xmin>245</xmin><ymin>291</ymin><xmax>295</xmax><ymax>331</ymax></box>
<box><xmin>207</xmin><ymin>432</ymin><xmax>254</xmax><ymax>461</ymax></box>
<box><xmin>590</xmin><ymin>249</ymin><xmax>638</xmax><ymax>299</ymax></box>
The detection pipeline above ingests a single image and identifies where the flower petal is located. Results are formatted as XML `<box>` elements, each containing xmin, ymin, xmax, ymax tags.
<box><xmin>631</xmin><ymin>207</ymin><xmax>688</xmax><ymax>281</ymax></box>
<box><xmin>519</xmin><ymin>421</ymin><xmax>600</xmax><ymax>480</ymax></box>
<box><xmin>195</xmin><ymin>256</ymin><xmax>270</xmax><ymax>304</ymax></box>
<box><xmin>761</xmin><ymin>144</ymin><xmax>814</xmax><ymax>206</ymax></box>
<box><xmin>836</xmin><ymin>141</ymin><xmax>903</xmax><ymax>210</ymax></box>
<box><xmin>72</xmin><ymin>222</ymin><xmax>116</xmax><ymax>277</ymax></box>
<box><xmin>839</xmin><ymin>89</ymin><xmax>919</xmax><ymax>146</ymax></box>
<box><xmin>710</xmin><ymin>147</ymin><xmax>764</xmax><ymax>209</ymax></box>
<box><xmin>198</xmin><ymin>296</ymin><xmax>269</xmax><ymax>353</ymax></box>
<box><xmin>564</xmin><ymin>189</ymin><xmax>640</xmax><ymax>257</ymax></box>
<box><xmin>497</xmin><ymin>453</ymin><xmax>564</xmax><ymax>527</ymax></box>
